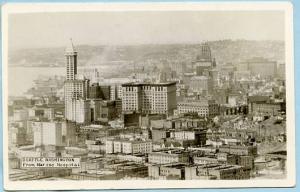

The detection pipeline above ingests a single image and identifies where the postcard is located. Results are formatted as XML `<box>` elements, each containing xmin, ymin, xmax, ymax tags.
<box><xmin>2</xmin><ymin>2</ymin><xmax>295</xmax><ymax>190</ymax></box>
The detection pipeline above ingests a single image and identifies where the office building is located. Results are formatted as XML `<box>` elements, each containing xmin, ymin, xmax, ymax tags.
<box><xmin>90</xmin><ymin>99</ymin><xmax>117</xmax><ymax>124</ymax></box>
<box><xmin>248</xmin><ymin>96</ymin><xmax>285</xmax><ymax>115</ymax></box>
<box><xmin>148</xmin><ymin>163</ymin><xmax>186</xmax><ymax>180</ymax></box>
<box><xmin>106</xmin><ymin>139</ymin><xmax>152</xmax><ymax>155</ymax></box>
<box><xmin>65</xmin><ymin>39</ymin><xmax>77</xmax><ymax>81</ymax></box>
<box><xmin>61</xmin><ymin>121</ymin><xmax>77</xmax><ymax>146</ymax></box>
<box><xmin>33</xmin><ymin>121</ymin><xmax>63</xmax><ymax>147</ymax></box>
<box><xmin>218</xmin><ymin>145</ymin><xmax>257</xmax><ymax>156</ymax></box>
<box><xmin>110</xmin><ymin>84</ymin><xmax>124</xmax><ymax>100</ymax></box>
<box><xmin>151</xmin><ymin>129</ymin><xmax>171</xmax><ymax>142</ymax></box>
<box><xmin>64</xmin><ymin>40</ymin><xmax>90</xmax><ymax>122</ymax></box>
<box><xmin>192</xmin><ymin>43</ymin><xmax>216</xmax><ymax>75</ymax></box>
<box><xmin>172</xmin><ymin>130</ymin><xmax>206</xmax><ymax>146</ymax></box>
<box><xmin>64</xmin><ymin>76</ymin><xmax>89</xmax><ymax>101</ymax></box>
<box><xmin>122</xmin><ymin>82</ymin><xmax>177</xmax><ymax>115</ymax></box>
<box><xmin>89</xmin><ymin>83</ymin><xmax>101</xmax><ymax>99</ymax></box>
<box><xmin>177</xmin><ymin>99</ymin><xmax>219</xmax><ymax>117</ymax></box>
<box><xmin>66</xmin><ymin>99</ymin><xmax>91</xmax><ymax>124</ymax></box>
<box><xmin>185</xmin><ymin>164</ymin><xmax>250</xmax><ymax>180</ymax></box>
<box><xmin>89</xmin><ymin>83</ymin><xmax>111</xmax><ymax>100</ymax></box>
<box><xmin>99</xmin><ymin>85</ymin><xmax>111</xmax><ymax>100</ymax></box>
<box><xmin>189</xmin><ymin>76</ymin><xmax>213</xmax><ymax>94</ymax></box>
<box><xmin>237</xmin><ymin>57</ymin><xmax>277</xmax><ymax>77</ymax></box>
<box><xmin>148</xmin><ymin>150</ymin><xmax>189</xmax><ymax>164</ymax></box>
<box><xmin>193</xmin><ymin>156</ymin><xmax>218</xmax><ymax>165</ymax></box>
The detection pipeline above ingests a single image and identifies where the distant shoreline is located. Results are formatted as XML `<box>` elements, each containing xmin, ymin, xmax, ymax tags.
<box><xmin>8</xmin><ymin>65</ymin><xmax>65</xmax><ymax>68</ymax></box>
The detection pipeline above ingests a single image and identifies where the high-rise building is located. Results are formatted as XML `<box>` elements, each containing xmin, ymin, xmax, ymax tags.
<box><xmin>110</xmin><ymin>84</ymin><xmax>123</xmax><ymax>100</ymax></box>
<box><xmin>33</xmin><ymin>121</ymin><xmax>63</xmax><ymax>147</ymax></box>
<box><xmin>89</xmin><ymin>83</ymin><xmax>111</xmax><ymax>100</ymax></box>
<box><xmin>189</xmin><ymin>76</ymin><xmax>213</xmax><ymax>95</ymax></box>
<box><xmin>90</xmin><ymin>99</ymin><xmax>117</xmax><ymax>124</ymax></box>
<box><xmin>66</xmin><ymin>99</ymin><xmax>91</xmax><ymax>124</ymax></box>
<box><xmin>192</xmin><ymin>43</ymin><xmax>216</xmax><ymax>76</ymax></box>
<box><xmin>122</xmin><ymin>82</ymin><xmax>177</xmax><ymax>115</ymax></box>
<box><xmin>64</xmin><ymin>40</ymin><xmax>90</xmax><ymax>123</ymax></box>
<box><xmin>65</xmin><ymin>39</ymin><xmax>77</xmax><ymax>81</ymax></box>
<box><xmin>99</xmin><ymin>85</ymin><xmax>111</xmax><ymax>100</ymax></box>
<box><xmin>198</xmin><ymin>43</ymin><xmax>212</xmax><ymax>61</ymax></box>
<box><xmin>64</xmin><ymin>75</ymin><xmax>89</xmax><ymax>101</ymax></box>
<box><xmin>115</xmin><ymin>99</ymin><xmax>122</xmax><ymax>116</ymax></box>
<box><xmin>110</xmin><ymin>85</ymin><xmax>118</xmax><ymax>100</ymax></box>
<box><xmin>89</xmin><ymin>83</ymin><xmax>101</xmax><ymax>99</ymax></box>
<box><xmin>64</xmin><ymin>78</ymin><xmax>90</xmax><ymax>121</ymax></box>
<box><xmin>61</xmin><ymin>121</ymin><xmax>77</xmax><ymax>146</ymax></box>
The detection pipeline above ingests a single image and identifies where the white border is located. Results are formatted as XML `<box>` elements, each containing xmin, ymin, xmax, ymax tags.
<box><xmin>2</xmin><ymin>2</ymin><xmax>295</xmax><ymax>190</ymax></box>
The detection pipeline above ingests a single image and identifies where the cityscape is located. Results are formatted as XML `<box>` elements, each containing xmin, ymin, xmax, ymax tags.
<box><xmin>7</xmin><ymin>11</ymin><xmax>287</xmax><ymax>182</ymax></box>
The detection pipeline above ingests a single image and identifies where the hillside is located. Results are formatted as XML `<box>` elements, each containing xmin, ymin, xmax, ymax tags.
<box><xmin>8</xmin><ymin>40</ymin><xmax>285</xmax><ymax>78</ymax></box>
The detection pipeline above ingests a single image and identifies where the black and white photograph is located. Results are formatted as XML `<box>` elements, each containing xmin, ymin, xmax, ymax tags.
<box><xmin>2</xmin><ymin>2</ymin><xmax>295</xmax><ymax>190</ymax></box>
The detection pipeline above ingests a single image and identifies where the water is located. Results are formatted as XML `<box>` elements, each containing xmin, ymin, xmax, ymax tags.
<box><xmin>7</xmin><ymin>67</ymin><xmax>65</xmax><ymax>96</ymax></box>
<box><xmin>7</xmin><ymin>65</ymin><xmax>129</xmax><ymax>97</ymax></box>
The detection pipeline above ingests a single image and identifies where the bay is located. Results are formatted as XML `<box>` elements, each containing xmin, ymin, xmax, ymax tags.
<box><xmin>8</xmin><ymin>67</ymin><xmax>65</xmax><ymax>97</ymax></box>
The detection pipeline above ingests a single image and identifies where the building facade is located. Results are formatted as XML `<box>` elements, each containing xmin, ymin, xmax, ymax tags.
<box><xmin>248</xmin><ymin>96</ymin><xmax>285</xmax><ymax>115</ymax></box>
<box><xmin>106</xmin><ymin>139</ymin><xmax>152</xmax><ymax>155</ymax></box>
<box><xmin>66</xmin><ymin>99</ymin><xmax>91</xmax><ymax>124</ymax></box>
<box><xmin>33</xmin><ymin>121</ymin><xmax>63</xmax><ymax>147</ymax></box>
<box><xmin>148</xmin><ymin>150</ymin><xmax>189</xmax><ymax>164</ymax></box>
<box><xmin>185</xmin><ymin>164</ymin><xmax>250</xmax><ymax>180</ymax></box>
<box><xmin>237</xmin><ymin>57</ymin><xmax>277</xmax><ymax>77</ymax></box>
<box><xmin>189</xmin><ymin>76</ymin><xmax>213</xmax><ymax>94</ymax></box>
<box><xmin>122</xmin><ymin>82</ymin><xmax>177</xmax><ymax>115</ymax></box>
<box><xmin>148</xmin><ymin>164</ymin><xmax>186</xmax><ymax>180</ymax></box>
<box><xmin>89</xmin><ymin>83</ymin><xmax>101</xmax><ymax>99</ymax></box>
<box><xmin>177</xmin><ymin>99</ymin><xmax>219</xmax><ymax>117</ymax></box>
<box><xmin>65</xmin><ymin>40</ymin><xmax>77</xmax><ymax>81</ymax></box>
<box><xmin>64</xmin><ymin>41</ymin><xmax>90</xmax><ymax>123</ymax></box>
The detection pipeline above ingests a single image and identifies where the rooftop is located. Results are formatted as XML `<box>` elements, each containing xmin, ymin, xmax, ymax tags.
<box><xmin>65</xmin><ymin>38</ymin><xmax>77</xmax><ymax>53</ymax></box>
<box><xmin>122</xmin><ymin>81</ymin><xmax>176</xmax><ymax>87</ymax></box>
<box><xmin>191</xmin><ymin>76</ymin><xmax>209</xmax><ymax>80</ymax></box>
<box><xmin>248</xmin><ymin>96</ymin><xmax>270</xmax><ymax>103</ymax></box>
<box><xmin>150</xmin><ymin>149</ymin><xmax>186</xmax><ymax>155</ymax></box>
<box><xmin>194</xmin><ymin>163</ymin><xmax>243</xmax><ymax>170</ymax></box>
<box><xmin>162</xmin><ymin>163</ymin><xmax>188</xmax><ymax>169</ymax></box>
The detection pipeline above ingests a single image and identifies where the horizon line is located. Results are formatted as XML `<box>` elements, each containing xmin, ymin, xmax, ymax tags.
<box><xmin>9</xmin><ymin>39</ymin><xmax>285</xmax><ymax>52</ymax></box>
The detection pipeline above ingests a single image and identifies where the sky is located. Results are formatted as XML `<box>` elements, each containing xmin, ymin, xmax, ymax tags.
<box><xmin>8</xmin><ymin>11</ymin><xmax>285</xmax><ymax>50</ymax></box>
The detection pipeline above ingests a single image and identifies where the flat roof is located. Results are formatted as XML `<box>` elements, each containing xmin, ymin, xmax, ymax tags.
<box><xmin>194</xmin><ymin>163</ymin><xmax>243</xmax><ymax>170</ymax></box>
<box><xmin>122</xmin><ymin>81</ymin><xmax>176</xmax><ymax>87</ymax></box>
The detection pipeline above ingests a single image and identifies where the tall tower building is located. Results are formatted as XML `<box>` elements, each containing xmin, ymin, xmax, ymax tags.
<box><xmin>199</xmin><ymin>43</ymin><xmax>212</xmax><ymax>62</ymax></box>
<box><xmin>193</xmin><ymin>43</ymin><xmax>216</xmax><ymax>76</ymax></box>
<box><xmin>65</xmin><ymin>39</ymin><xmax>77</xmax><ymax>80</ymax></box>
<box><xmin>64</xmin><ymin>40</ymin><xmax>90</xmax><ymax>124</ymax></box>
